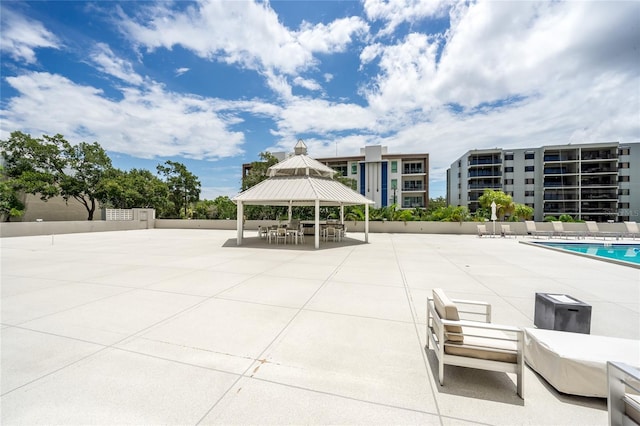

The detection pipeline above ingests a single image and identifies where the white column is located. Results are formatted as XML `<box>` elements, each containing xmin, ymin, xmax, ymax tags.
<box><xmin>340</xmin><ymin>205</ymin><xmax>344</xmax><ymax>224</ymax></box>
<box><xmin>365</xmin><ymin>203</ymin><xmax>369</xmax><ymax>243</ymax></box>
<box><xmin>314</xmin><ymin>199</ymin><xmax>320</xmax><ymax>249</ymax></box>
<box><xmin>288</xmin><ymin>202</ymin><xmax>292</xmax><ymax>223</ymax></box>
<box><xmin>236</xmin><ymin>202</ymin><xmax>244</xmax><ymax>246</ymax></box>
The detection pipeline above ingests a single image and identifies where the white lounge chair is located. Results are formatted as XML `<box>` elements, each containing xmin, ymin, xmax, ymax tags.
<box><xmin>607</xmin><ymin>361</ymin><xmax>640</xmax><ymax>426</ymax></box>
<box><xmin>624</xmin><ymin>222</ymin><xmax>640</xmax><ymax>239</ymax></box>
<box><xmin>426</xmin><ymin>288</ymin><xmax>524</xmax><ymax>398</ymax></box>
<box><xmin>525</xmin><ymin>221</ymin><xmax>553</xmax><ymax>238</ymax></box>
<box><xmin>585</xmin><ymin>221</ymin><xmax>621</xmax><ymax>240</ymax></box>
<box><xmin>551</xmin><ymin>221</ymin><xmax>585</xmax><ymax>239</ymax></box>
<box><xmin>477</xmin><ymin>224</ymin><xmax>488</xmax><ymax>237</ymax></box>
<box><xmin>501</xmin><ymin>224</ymin><xmax>514</xmax><ymax>238</ymax></box>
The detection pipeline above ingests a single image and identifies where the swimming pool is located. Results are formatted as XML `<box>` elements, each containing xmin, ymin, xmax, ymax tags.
<box><xmin>531</xmin><ymin>242</ymin><xmax>640</xmax><ymax>267</ymax></box>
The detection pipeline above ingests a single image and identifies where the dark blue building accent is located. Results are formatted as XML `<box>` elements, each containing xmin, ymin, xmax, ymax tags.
<box><xmin>360</xmin><ymin>163</ymin><xmax>366</xmax><ymax>196</ymax></box>
<box><xmin>381</xmin><ymin>162</ymin><xmax>388</xmax><ymax>207</ymax></box>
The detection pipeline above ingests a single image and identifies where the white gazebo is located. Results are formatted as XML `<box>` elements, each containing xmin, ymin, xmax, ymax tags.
<box><xmin>232</xmin><ymin>140</ymin><xmax>374</xmax><ymax>249</ymax></box>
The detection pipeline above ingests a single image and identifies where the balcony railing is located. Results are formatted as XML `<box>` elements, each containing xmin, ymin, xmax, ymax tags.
<box><xmin>403</xmin><ymin>184</ymin><xmax>424</xmax><ymax>191</ymax></box>
<box><xmin>469</xmin><ymin>171</ymin><xmax>502</xmax><ymax>177</ymax></box>
<box><xmin>469</xmin><ymin>158</ymin><xmax>502</xmax><ymax>165</ymax></box>
<box><xmin>403</xmin><ymin>168</ymin><xmax>424</xmax><ymax>174</ymax></box>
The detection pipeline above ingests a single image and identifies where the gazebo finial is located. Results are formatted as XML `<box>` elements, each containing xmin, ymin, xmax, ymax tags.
<box><xmin>294</xmin><ymin>139</ymin><xmax>308</xmax><ymax>155</ymax></box>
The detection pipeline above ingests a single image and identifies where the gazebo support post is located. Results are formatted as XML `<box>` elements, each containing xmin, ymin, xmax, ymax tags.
<box><xmin>365</xmin><ymin>203</ymin><xmax>369</xmax><ymax>243</ymax></box>
<box><xmin>236</xmin><ymin>201</ymin><xmax>244</xmax><ymax>246</ymax></box>
<box><xmin>288</xmin><ymin>202</ymin><xmax>292</xmax><ymax>224</ymax></box>
<box><xmin>340</xmin><ymin>205</ymin><xmax>344</xmax><ymax>224</ymax></box>
<box><xmin>314</xmin><ymin>199</ymin><xmax>320</xmax><ymax>249</ymax></box>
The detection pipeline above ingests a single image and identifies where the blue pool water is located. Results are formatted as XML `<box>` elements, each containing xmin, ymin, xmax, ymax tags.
<box><xmin>535</xmin><ymin>242</ymin><xmax>640</xmax><ymax>265</ymax></box>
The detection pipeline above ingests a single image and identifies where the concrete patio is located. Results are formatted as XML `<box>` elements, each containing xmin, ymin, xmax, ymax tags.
<box><xmin>1</xmin><ymin>229</ymin><xmax>639</xmax><ymax>424</ymax></box>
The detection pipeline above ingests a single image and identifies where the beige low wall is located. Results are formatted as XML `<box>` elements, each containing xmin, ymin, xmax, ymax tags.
<box><xmin>2</xmin><ymin>218</ymin><xmax>630</xmax><ymax>238</ymax></box>
<box><xmin>156</xmin><ymin>219</ymin><xmax>530</xmax><ymax>235</ymax></box>
<box><xmin>0</xmin><ymin>220</ymin><xmax>151</xmax><ymax>238</ymax></box>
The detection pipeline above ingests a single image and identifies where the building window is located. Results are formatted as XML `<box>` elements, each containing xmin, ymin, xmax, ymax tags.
<box><xmin>458</xmin><ymin>160</ymin><xmax>461</xmax><ymax>167</ymax></box>
<box><xmin>504</xmin><ymin>153</ymin><xmax>514</xmax><ymax>161</ymax></box>
<box><xmin>505</xmin><ymin>167</ymin><xmax>514</xmax><ymax>172</ymax></box>
<box><xmin>525</xmin><ymin>191</ymin><xmax>535</xmax><ymax>196</ymax></box>
<box><xmin>391</xmin><ymin>161</ymin><xmax>397</xmax><ymax>173</ymax></box>
<box><xmin>351</xmin><ymin>163</ymin><xmax>357</xmax><ymax>174</ymax></box>
<box><xmin>619</xmin><ymin>203</ymin><xmax>630</xmax><ymax>208</ymax></box>
<box><xmin>618</xmin><ymin>162</ymin><xmax>630</xmax><ymax>169</ymax></box>
<box><xmin>619</xmin><ymin>148</ymin><xmax>630</xmax><ymax>155</ymax></box>
<box><xmin>526</xmin><ymin>203</ymin><xmax>534</xmax><ymax>208</ymax></box>
<box><xmin>525</xmin><ymin>178</ymin><xmax>535</xmax><ymax>184</ymax></box>
<box><xmin>458</xmin><ymin>172</ymin><xmax>461</xmax><ymax>178</ymax></box>
<box><xmin>333</xmin><ymin>165</ymin><xmax>348</xmax><ymax>176</ymax></box>
<box><xmin>525</xmin><ymin>165</ymin><xmax>535</xmax><ymax>172</ymax></box>
<box><xmin>619</xmin><ymin>176</ymin><xmax>630</xmax><ymax>182</ymax></box>
<box><xmin>504</xmin><ymin>179</ymin><xmax>514</xmax><ymax>185</ymax></box>
<box><xmin>619</xmin><ymin>189</ymin><xmax>630</xmax><ymax>195</ymax></box>
<box><xmin>457</xmin><ymin>183</ymin><xmax>461</xmax><ymax>188</ymax></box>
<box><xmin>525</xmin><ymin>152</ymin><xmax>535</xmax><ymax>160</ymax></box>
<box><xmin>391</xmin><ymin>179</ymin><xmax>397</xmax><ymax>190</ymax></box>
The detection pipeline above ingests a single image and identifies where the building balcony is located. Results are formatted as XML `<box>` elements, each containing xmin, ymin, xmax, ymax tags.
<box><xmin>469</xmin><ymin>158</ymin><xmax>502</xmax><ymax>166</ymax></box>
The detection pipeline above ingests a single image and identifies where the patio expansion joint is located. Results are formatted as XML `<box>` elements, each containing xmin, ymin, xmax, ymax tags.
<box><xmin>193</xmin><ymin>246</ymin><xmax>359</xmax><ymax>425</ymax></box>
<box><xmin>390</xmin><ymin>235</ymin><xmax>445</xmax><ymax>426</ymax></box>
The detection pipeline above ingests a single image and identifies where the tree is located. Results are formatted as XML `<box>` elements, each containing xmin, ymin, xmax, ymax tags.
<box><xmin>426</xmin><ymin>196</ymin><xmax>447</xmax><ymax>214</ymax></box>
<box><xmin>0</xmin><ymin>166</ymin><xmax>25</xmax><ymax>222</ymax></box>
<box><xmin>210</xmin><ymin>196</ymin><xmax>237</xmax><ymax>219</ymax></box>
<box><xmin>156</xmin><ymin>161</ymin><xmax>201</xmax><ymax>218</ymax></box>
<box><xmin>242</xmin><ymin>152</ymin><xmax>279</xmax><ymax>190</ymax></box>
<box><xmin>512</xmin><ymin>204</ymin><xmax>534</xmax><ymax>221</ymax></box>
<box><xmin>478</xmin><ymin>189</ymin><xmax>515</xmax><ymax>220</ymax></box>
<box><xmin>0</xmin><ymin>131</ymin><xmax>112</xmax><ymax>220</ymax></box>
<box><xmin>97</xmin><ymin>168</ymin><xmax>169</xmax><ymax>212</ymax></box>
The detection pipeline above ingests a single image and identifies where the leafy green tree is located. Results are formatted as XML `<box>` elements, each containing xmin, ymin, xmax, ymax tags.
<box><xmin>512</xmin><ymin>204</ymin><xmax>534</xmax><ymax>221</ymax></box>
<box><xmin>426</xmin><ymin>205</ymin><xmax>470</xmax><ymax>222</ymax></box>
<box><xmin>478</xmin><ymin>189</ymin><xmax>515</xmax><ymax>220</ymax></box>
<box><xmin>345</xmin><ymin>205</ymin><xmax>365</xmax><ymax>222</ymax></box>
<box><xmin>97</xmin><ymin>168</ymin><xmax>169</xmax><ymax>212</ymax></box>
<box><xmin>426</xmin><ymin>196</ymin><xmax>446</xmax><ymax>214</ymax></box>
<box><xmin>242</xmin><ymin>152</ymin><xmax>279</xmax><ymax>190</ymax></box>
<box><xmin>212</xmin><ymin>196</ymin><xmax>237</xmax><ymax>219</ymax></box>
<box><xmin>558</xmin><ymin>214</ymin><xmax>575</xmax><ymax>222</ymax></box>
<box><xmin>0</xmin><ymin>131</ymin><xmax>112</xmax><ymax>220</ymax></box>
<box><xmin>156</xmin><ymin>160</ymin><xmax>201</xmax><ymax>218</ymax></box>
<box><xmin>0</xmin><ymin>166</ymin><xmax>25</xmax><ymax>221</ymax></box>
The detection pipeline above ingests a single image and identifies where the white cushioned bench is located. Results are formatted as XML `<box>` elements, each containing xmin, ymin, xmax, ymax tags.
<box><xmin>524</xmin><ymin>328</ymin><xmax>640</xmax><ymax>398</ymax></box>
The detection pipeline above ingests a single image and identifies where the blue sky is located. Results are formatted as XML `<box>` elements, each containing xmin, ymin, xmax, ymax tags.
<box><xmin>2</xmin><ymin>1</ymin><xmax>639</xmax><ymax>200</ymax></box>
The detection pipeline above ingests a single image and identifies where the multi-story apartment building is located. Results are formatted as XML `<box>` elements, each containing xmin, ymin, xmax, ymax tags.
<box><xmin>447</xmin><ymin>142</ymin><xmax>640</xmax><ymax>222</ymax></box>
<box><xmin>243</xmin><ymin>144</ymin><xmax>429</xmax><ymax>209</ymax></box>
<box><xmin>316</xmin><ymin>145</ymin><xmax>429</xmax><ymax>209</ymax></box>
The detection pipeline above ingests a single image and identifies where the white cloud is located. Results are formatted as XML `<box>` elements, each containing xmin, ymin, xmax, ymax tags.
<box><xmin>119</xmin><ymin>1</ymin><xmax>367</xmax><ymax>76</ymax></box>
<box><xmin>363</xmin><ymin>0</ymin><xmax>452</xmax><ymax>35</ymax></box>
<box><xmin>0</xmin><ymin>8</ymin><xmax>60</xmax><ymax>64</ymax></box>
<box><xmin>293</xmin><ymin>76</ymin><xmax>322</xmax><ymax>91</ymax></box>
<box><xmin>273</xmin><ymin>98</ymin><xmax>377</xmax><ymax>137</ymax></box>
<box><xmin>175</xmin><ymin>67</ymin><xmax>190</xmax><ymax>76</ymax></box>
<box><xmin>323</xmin><ymin>73</ymin><xmax>333</xmax><ymax>83</ymax></box>
<box><xmin>89</xmin><ymin>43</ymin><xmax>144</xmax><ymax>85</ymax></box>
<box><xmin>1</xmin><ymin>71</ymin><xmax>251</xmax><ymax>160</ymax></box>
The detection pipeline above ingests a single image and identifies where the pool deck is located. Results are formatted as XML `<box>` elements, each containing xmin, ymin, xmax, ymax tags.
<box><xmin>1</xmin><ymin>229</ymin><xmax>639</xmax><ymax>425</ymax></box>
